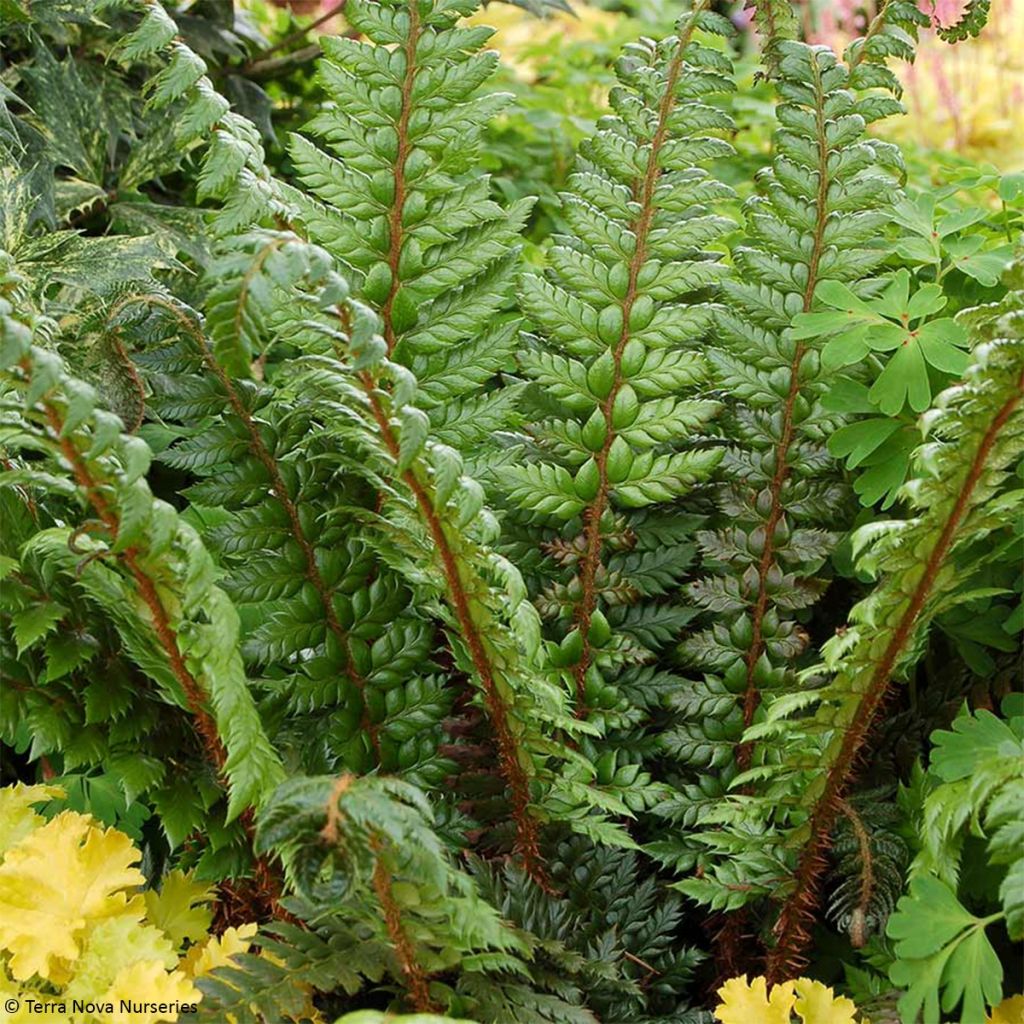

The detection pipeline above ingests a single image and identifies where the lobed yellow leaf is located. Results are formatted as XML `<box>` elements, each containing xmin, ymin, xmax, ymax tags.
<box><xmin>715</xmin><ymin>975</ymin><xmax>864</xmax><ymax>1024</ymax></box>
<box><xmin>180</xmin><ymin>922</ymin><xmax>258</xmax><ymax>979</ymax></box>
<box><xmin>715</xmin><ymin>975</ymin><xmax>796</xmax><ymax>1024</ymax></box>
<box><xmin>793</xmin><ymin>978</ymin><xmax>860</xmax><ymax>1024</ymax></box>
<box><xmin>988</xmin><ymin>995</ymin><xmax>1024</xmax><ymax>1024</ymax></box>
<box><xmin>0</xmin><ymin>783</ymin><xmax>63</xmax><ymax>858</ymax></box>
<box><xmin>0</xmin><ymin>810</ymin><xmax>145</xmax><ymax>980</ymax></box>
<box><xmin>143</xmin><ymin>870</ymin><xmax>215</xmax><ymax>952</ymax></box>
<box><xmin>64</xmin><ymin>917</ymin><xmax>177</xmax><ymax>1006</ymax></box>
<box><xmin>99</xmin><ymin>958</ymin><xmax>198</xmax><ymax>1024</ymax></box>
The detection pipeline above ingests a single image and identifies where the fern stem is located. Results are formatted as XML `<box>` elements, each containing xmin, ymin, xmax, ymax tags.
<box><xmin>359</xmin><ymin>372</ymin><xmax>547</xmax><ymax>885</ymax></box>
<box><xmin>571</xmin><ymin>5</ymin><xmax>704</xmax><ymax>717</ymax></box>
<box><xmin>836</xmin><ymin>798</ymin><xmax>873</xmax><ymax>949</ymax></box>
<box><xmin>381</xmin><ymin>0</ymin><xmax>422</xmax><ymax>356</ymax></box>
<box><xmin>32</xmin><ymin>380</ymin><xmax>227</xmax><ymax>770</ymax></box>
<box><xmin>765</xmin><ymin>372</ymin><xmax>1024</xmax><ymax>982</ymax></box>
<box><xmin>372</xmin><ymin>852</ymin><xmax>437</xmax><ymax>1012</ymax></box>
<box><xmin>847</xmin><ymin>0</ymin><xmax>894</xmax><ymax>74</ymax></box>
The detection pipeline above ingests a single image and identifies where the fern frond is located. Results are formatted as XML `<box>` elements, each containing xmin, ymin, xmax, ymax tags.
<box><xmin>268</xmin><ymin>0</ymin><xmax>649</xmax><ymax>879</ymax></box>
<box><xmin>511</xmin><ymin>3</ymin><xmax>733</xmax><ymax>746</ymax></box>
<box><xmin>761</xmin><ymin>287</ymin><xmax>1024</xmax><ymax>979</ymax></box>
<box><xmin>249</xmin><ymin>774</ymin><xmax>527</xmax><ymax>1014</ymax></box>
<box><xmin>745</xmin><ymin>0</ymin><xmax>800</xmax><ymax>77</ymax></box>
<box><xmin>845</xmin><ymin>0</ymin><xmax>930</xmax><ymax>104</ymax></box>
<box><xmin>935</xmin><ymin>0</ymin><xmax>993</xmax><ymax>41</ymax></box>
<box><xmin>827</xmin><ymin>794</ymin><xmax>908</xmax><ymax>948</ymax></box>
<box><xmin>0</xmin><ymin>269</ymin><xmax>284</xmax><ymax>826</ymax></box>
<box><xmin>285</xmin><ymin>0</ymin><xmax>528</xmax><ymax>478</ymax></box>
<box><xmin>917</xmin><ymin>699</ymin><xmax>1024</xmax><ymax>940</ymax></box>
<box><xmin>112</xmin><ymin>0</ymin><xmax>289</xmax><ymax>236</ymax></box>
<box><xmin>686</xmin><ymin>38</ymin><xmax>906</xmax><ymax>789</ymax></box>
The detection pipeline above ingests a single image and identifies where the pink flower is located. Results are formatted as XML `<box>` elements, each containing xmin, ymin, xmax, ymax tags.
<box><xmin>919</xmin><ymin>0</ymin><xmax>970</xmax><ymax>28</ymax></box>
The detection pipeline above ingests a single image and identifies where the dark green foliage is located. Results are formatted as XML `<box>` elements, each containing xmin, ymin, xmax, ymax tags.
<box><xmin>475</xmin><ymin>837</ymin><xmax>706</xmax><ymax>1022</ymax></box>
<box><xmin>127</xmin><ymin>241</ymin><xmax>453</xmax><ymax>787</ymax></box>
<box><xmin>826</xmin><ymin>792</ymin><xmax>908</xmax><ymax>949</ymax></box>
<box><xmin>285</xmin><ymin>0</ymin><xmax>530</xmax><ymax>477</ymax></box>
<box><xmin>666</xmin><ymin>37</ymin><xmax>907</xmax><ymax>894</ymax></box>
<box><xmin>677</xmin><ymin>281</ymin><xmax>1024</xmax><ymax>978</ymax></box>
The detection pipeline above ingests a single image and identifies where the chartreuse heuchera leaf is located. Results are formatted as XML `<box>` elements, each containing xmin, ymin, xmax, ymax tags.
<box><xmin>714</xmin><ymin>975</ymin><xmax>862</xmax><ymax>1024</ymax></box>
<box><xmin>0</xmin><ymin>783</ymin><xmax>254</xmax><ymax>1020</ymax></box>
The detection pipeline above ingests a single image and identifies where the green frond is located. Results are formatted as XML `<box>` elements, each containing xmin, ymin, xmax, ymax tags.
<box><xmin>0</xmin><ymin>269</ymin><xmax>283</xmax><ymax>832</ymax></box>
<box><xmin>510</xmin><ymin>5</ymin><xmax>733</xmax><ymax>760</ymax></box>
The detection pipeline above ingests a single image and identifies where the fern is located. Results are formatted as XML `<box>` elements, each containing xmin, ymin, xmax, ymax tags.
<box><xmin>934</xmin><ymin>0</ymin><xmax>993</xmax><ymax>42</ymax></box>
<box><xmin>118</xmin><ymin>244</ymin><xmax>452</xmax><ymax>788</ymax></box>
<box><xmin>270</xmin><ymin>0</ymin><xmax>644</xmax><ymax>877</ymax></box>
<box><xmin>0</xmin><ymin>267</ymin><xmax>283</xmax><ymax>850</ymax></box>
<box><xmin>666</xmin><ymin>38</ymin><xmax>909</xmax><ymax>926</ymax></box>
<box><xmin>844</xmin><ymin>0</ymin><xmax>930</xmax><ymax>98</ymax></box>
<box><xmin>284</xmin><ymin>0</ymin><xmax>529</xmax><ymax>477</ymax></box>
<box><xmin>475</xmin><ymin>836</ymin><xmax>707</xmax><ymax>1022</ymax></box>
<box><xmin>3</xmin><ymin>0</ymin><xmax>1019</xmax><ymax>1014</ymax></box>
<box><xmin>744</xmin><ymin>0</ymin><xmax>799</xmax><ymax>77</ymax></box>
<box><xmin>826</xmin><ymin>792</ymin><xmax>908</xmax><ymax>949</ymax></box>
<box><xmin>510</xmin><ymin>0</ymin><xmax>733</xmax><ymax>743</ymax></box>
<box><xmin>917</xmin><ymin>698</ymin><xmax>1024</xmax><ymax>937</ymax></box>
<box><xmin>112</xmin><ymin>0</ymin><xmax>291</xmax><ymax>237</ymax></box>
<box><xmin>752</xmin><ymin>289</ymin><xmax>1024</xmax><ymax>979</ymax></box>
<box><xmin>675</xmin><ymin>306</ymin><xmax>1024</xmax><ymax>975</ymax></box>
<box><xmin>190</xmin><ymin>221</ymin><xmax>625</xmax><ymax>882</ymax></box>
<box><xmin>212</xmin><ymin>774</ymin><xmax>529</xmax><ymax>1017</ymax></box>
